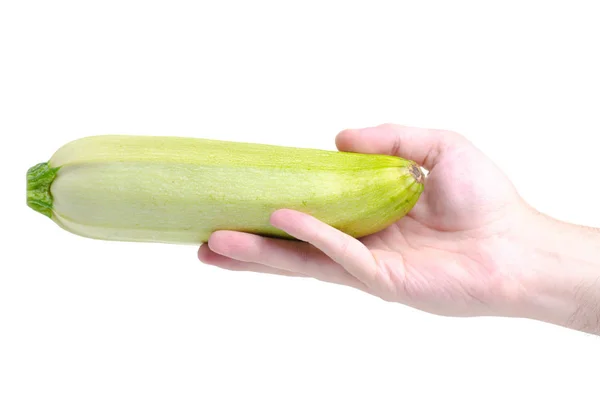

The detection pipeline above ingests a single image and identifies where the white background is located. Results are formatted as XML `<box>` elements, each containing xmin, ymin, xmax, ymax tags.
<box><xmin>1</xmin><ymin>1</ymin><xmax>599</xmax><ymax>396</ymax></box>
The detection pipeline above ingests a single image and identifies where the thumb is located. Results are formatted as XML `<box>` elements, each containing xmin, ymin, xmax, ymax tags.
<box><xmin>335</xmin><ymin>123</ymin><xmax>468</xmax><ymax>171</ymax></box>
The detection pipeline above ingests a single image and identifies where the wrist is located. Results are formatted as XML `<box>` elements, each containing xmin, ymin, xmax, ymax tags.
<box><xmin>512</xmin><ymin>207</ymin><xmax>600</xmax><ymax>334</ymax></box>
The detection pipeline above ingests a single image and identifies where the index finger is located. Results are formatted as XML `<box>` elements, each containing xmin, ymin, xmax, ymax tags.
<box><xmin>270</xmin><ymin>209</ymin><xmax>379</xmax><ymax>287</ymax></box>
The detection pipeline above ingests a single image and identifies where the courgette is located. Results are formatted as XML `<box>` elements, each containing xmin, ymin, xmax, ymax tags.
<box><xmin>26</xmin><ymin>135</ymin><xmax>424</xmax><ymax>244</ymax></box>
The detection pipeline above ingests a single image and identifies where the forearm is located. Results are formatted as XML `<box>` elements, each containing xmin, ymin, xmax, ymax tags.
<box><xmin>517</xmin><ymin>210</ymin><xmax>600</xmax><ymax>334</ymax></box>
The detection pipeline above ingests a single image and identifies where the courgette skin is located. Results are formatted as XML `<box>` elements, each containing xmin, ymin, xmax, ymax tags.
<box><xmin>26</xmin><ymin>135</ymin><xmax>424</xmax><ymax>244</ymax></box>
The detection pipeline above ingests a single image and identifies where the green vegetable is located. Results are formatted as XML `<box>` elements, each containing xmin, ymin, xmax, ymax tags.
<box><xmin>26</xmin><ymin>135</ymin><xmax>424</xmax><ymax>244</ymax></box>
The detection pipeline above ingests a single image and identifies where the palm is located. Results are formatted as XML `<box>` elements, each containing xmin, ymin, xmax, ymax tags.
<box><xmin>360</xmin><ymin>141</ymin><xmax>522</xmax><ymax>315</ymax></box>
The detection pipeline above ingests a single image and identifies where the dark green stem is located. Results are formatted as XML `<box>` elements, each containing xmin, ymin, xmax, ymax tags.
<box><xmin>27</xmin><ymin>162</ymin><xmax>60</xmax><ymax>218</ymax></box>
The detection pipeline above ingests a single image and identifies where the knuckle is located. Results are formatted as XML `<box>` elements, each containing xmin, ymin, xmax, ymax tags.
<box><xmin>298</xmin><ymin>244</ymin><xmax>312</xmax><ymax>265</ymax></box>
<box><xmin>335</xmin><ymin>237</ymin><xmax>352</xmax><ymax>264</ymax></box>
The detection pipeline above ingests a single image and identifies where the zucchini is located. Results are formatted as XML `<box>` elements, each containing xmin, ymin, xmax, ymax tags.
<box><xmin>26</xmin><ymin>135</ymin><xmax>424</xmax><ymax>244</ymax></box>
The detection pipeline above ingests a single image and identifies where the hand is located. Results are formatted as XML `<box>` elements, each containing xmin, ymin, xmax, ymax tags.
<box><xmin>197</xmin><ymin>124</ymin><xmax>542</xmax><ymax>318</ymax></box>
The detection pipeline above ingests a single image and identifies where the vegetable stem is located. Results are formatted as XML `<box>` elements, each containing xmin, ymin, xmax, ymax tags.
<box><xmin>27</xmin><ymin>162</ymin><xmax>59</xmax><ymax>218</ymax></box>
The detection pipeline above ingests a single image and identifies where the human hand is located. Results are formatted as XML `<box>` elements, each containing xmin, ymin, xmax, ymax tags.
<box><xmin>198</xmin><ymin>123</ymin><xmax>541</xmax><ymax>319</ymax></box>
